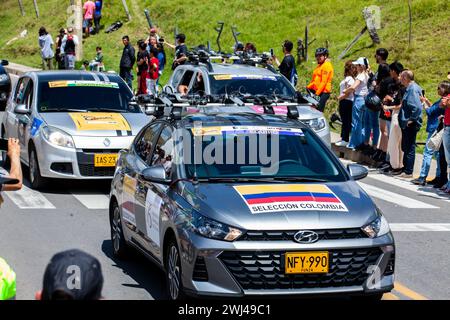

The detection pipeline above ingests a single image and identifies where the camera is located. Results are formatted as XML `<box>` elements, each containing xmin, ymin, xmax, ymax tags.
<box><xmin>159</xmin><ymin>38</ymin><xmax>165</xmax><ymax>43</ymax></box>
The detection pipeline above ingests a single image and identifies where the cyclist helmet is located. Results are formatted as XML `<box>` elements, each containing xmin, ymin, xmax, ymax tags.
<box><xmin>315</xmin><ymin>47</ymin><xmax>329</xmax><ymax>57</ymax></box>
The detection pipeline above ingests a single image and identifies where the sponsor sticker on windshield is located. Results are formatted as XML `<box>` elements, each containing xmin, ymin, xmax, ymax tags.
<box><xmin>48</xmin><ymin>81</ymin><xmax>119</xmax><ymax>89</ymax></box>
<box><xmin>69</xmin><ymin>113</ymin><xmax>131</xmax><ymax>131</ymax></box>
<box><xmin>234</xmin><ymin>184</ymin><xmax>348</xmax><ymax>214</ymax></box>
<box><xmin>191</xmin><ymin>126</ymin><xmax>304</xmax><ymax>137</ymax></box>
<box><xmin>213</xmin><ymin>74</ymin><xmax>277</xmax><ymax>81</ymax></box>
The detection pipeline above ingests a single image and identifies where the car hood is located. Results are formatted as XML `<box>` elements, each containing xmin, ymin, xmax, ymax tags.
<box><xmin>181</xmin><ymin>181</ymin><xmax>378</xmax><ymax>231</ymax></box>
<box><xmin>39</xmin><ymin>112</ymin><xmax>149</xmax><ymax>137</ymax></box>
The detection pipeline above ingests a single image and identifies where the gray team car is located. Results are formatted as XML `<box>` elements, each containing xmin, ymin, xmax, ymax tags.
<box><xmin>164</xmin><ymin>62</ymin><xmax>331</xmax><ymax>145</ymax></box>
<box><xmin>109</xmin><ymin>105</ymin><xmax>395</xmax><ymax>300</ymax></box>
<box><xmin>1</xmin><ymin>71</ymin><xmax>148</xmax><ymax>189</ymax></box>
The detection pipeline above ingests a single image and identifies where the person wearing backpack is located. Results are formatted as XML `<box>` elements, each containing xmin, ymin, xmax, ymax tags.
<box><xmin>61</xmin><ymin>27</ymin><xmax>79</xmax><ymax>70</ymax></box>
<box><xmin>273</xmin><ymin>40</ymin><xmax>296</xmax><ymax>86</ymax></box>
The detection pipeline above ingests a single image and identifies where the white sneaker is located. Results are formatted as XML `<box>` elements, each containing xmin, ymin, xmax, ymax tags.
<box><xmin>335</xmin><ymin>140</ymin><xmax>349</xmax><ymax>147</ymax></box>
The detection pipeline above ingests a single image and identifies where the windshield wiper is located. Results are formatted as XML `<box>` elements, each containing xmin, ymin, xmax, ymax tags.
<box><xmin>90</xmin><ymin>107</ymin><xmax>123</xmax><ymax>113</ymax></box>
<box><xmin>197</xmin><ymin>177</ymin><xmax>284</xmax><ymax>183</ymax></box>
<box><xmin>40</xmin><ymin>108</ymin><xmax>88</xmax><ymax>112</ymax></box>
<box><xmin>271</xmin><ymin>177</ymin><xmax>329</xmax><ymax>182</ymax></box>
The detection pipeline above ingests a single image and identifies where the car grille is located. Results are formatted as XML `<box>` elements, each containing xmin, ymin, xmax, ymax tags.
<box><xmin>238</xmin><ymin>228</ymin><xmax>368</xmax><ymax>241</ymax></box>
<box><xmin>78</xmin><ymin>164</ymin><xmax>115</xmax><ymax>177</ymax></box>
<box><xmin>81</xmin><ymin>149</ymin><xmax>121</xmax><ymax>154</ymax></box>
<box><xmin>220</xmin><ymin>248</ymin><xmax>382</xmax><ymax>290</ymax></box>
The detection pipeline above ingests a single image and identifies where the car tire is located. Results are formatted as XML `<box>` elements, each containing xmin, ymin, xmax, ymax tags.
<box><xmin>29</xmin><ymin>146</ymin><xmax>47</xmax><ymax>190</ymax></box>
<box><xmin>165</xmin><ymin>239</ymin><xmax>185</xmax><ymax>300</ymax></box>
<box><xmin>110</xmin><ymin>201</ymin><xmax>130</xmax><ymax>259</ymax></box>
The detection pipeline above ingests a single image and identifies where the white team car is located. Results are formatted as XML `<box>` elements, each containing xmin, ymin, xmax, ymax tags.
<box><xmin>1</xmin><ymin>71</ymin><xmax>148</xmax><ymax>189</ymax></box>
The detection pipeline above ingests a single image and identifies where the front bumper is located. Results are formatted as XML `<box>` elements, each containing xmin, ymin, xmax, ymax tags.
<box><xmin>178</xmin><ymin>230</ymin><xmax>395</xmax><ymax>298</ymax></box>
<box><xmin>34</xmin><ymin>135</ymin><xmax>134</xmax><ymax>179</ymax></box>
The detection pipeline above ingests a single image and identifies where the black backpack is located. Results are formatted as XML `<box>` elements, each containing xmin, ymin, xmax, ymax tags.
<box><xmin>65</xmin><ymin>35</ymin><xmax>76</xmax><ymax>54</ymax></box>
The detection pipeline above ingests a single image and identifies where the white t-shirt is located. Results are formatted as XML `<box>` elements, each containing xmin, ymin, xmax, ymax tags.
<box><xmin>339</xmin><ymin>76</ymin><xmax>355</xmax><ymax>101</ymax></box>
<box><xmin>354</xmin><ymin>72</ymin><xmax>369</xmax><ymax>97</ymax></box>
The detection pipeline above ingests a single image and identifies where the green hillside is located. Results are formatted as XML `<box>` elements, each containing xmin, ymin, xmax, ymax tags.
<box><xmin>0</xmin><ymin>0</ymin><xmax>449</xmax><ymax>106</ymax></box>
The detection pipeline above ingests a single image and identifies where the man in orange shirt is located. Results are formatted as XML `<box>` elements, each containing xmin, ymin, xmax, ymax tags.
<box><xmin>307</xmin><ymin>48</ymin><xmax>334</xmax><ymax>112</ymax></box>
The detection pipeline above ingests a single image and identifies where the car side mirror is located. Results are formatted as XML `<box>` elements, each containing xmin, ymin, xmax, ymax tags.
<box><xmin>141</xmin><ymin>165</ymin><xmax>171</xmax><ymax>185</ymax></box>
<box><xmin>14</xmin><ymin>104</ymin><xmax>30</xmax><ymax>115</ymax></box>
<box><xmin>1</xmin><ymin>60</ymin><xmax>8</xmax><ymax>66</ymax></box>
<box><xmin>347</xmin><ymin>164</ymin><xmax>368</xmax><ymax>180</ymax></box>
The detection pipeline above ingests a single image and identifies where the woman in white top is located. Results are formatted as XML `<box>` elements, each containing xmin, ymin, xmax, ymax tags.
<box><xmin>344</xmin><ymin>57</ymin><xmax>370</xmax><ymax>149</ymax></box>
<box><xmin>336</xmin><ymin>61</ymin><xmax>356</xmax><ymax>146</ymax></box>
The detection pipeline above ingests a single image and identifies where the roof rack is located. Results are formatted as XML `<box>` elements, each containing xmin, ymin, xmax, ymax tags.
<box><xmin>133</xmin><ymin>93</ymin><xmax>300</xmax><ymax>121</ymax></box>
<box><xmin>185</xmin><ymin>48</ymin><xmax>278</xmax><ymax>74</ymax></box>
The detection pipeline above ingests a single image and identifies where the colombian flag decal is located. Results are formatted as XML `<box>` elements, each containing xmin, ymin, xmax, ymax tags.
<box><xmin>233</xmin><ymin>184</ymin><xmax>348</xmax><ymax>214</ymax></box>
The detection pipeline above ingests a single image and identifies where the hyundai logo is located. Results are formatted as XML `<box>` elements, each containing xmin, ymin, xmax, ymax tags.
<box><xmin>293</xmin><ymin>230</ymin><xmax>319</xmax><ymax>244</ymax></box>
<box><xmin>103</xmin><ymin>138</ymin><xmax>111</xmax><ymax>147</ymax></box>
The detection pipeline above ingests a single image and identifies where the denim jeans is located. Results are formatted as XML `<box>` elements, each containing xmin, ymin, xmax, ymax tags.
<box><xmin>348</xmin><ymin>95</ymin><xmax>366</xmax><ymax>148</ymax></box>
<box><xmin>364</xmin><ymin>109</ymin><xmax>380</xmax><ymax>147</ymax></box>
<box><xmin>443</xmin><ymin>127</ymin><xmax>450</xmax><ymax>188</ymax></box>
<box><xmin>418</xmin><ymin>131</ymin><xmax>441</xmax><ymax>179</ymax></box>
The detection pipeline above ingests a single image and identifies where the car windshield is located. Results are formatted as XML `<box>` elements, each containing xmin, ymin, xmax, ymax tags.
<box><xmin>37</xmin><ymin>80</ymin><xmax>137</xmax><ymax>113</ymax></box>
<box><xmin>184</xmin><ymin>125</ymin><xmax>347</xmax><ymax>182</ymax></box>
<box><xmin>208</xmin><ymin>74</ymin><xmax>296</xmax><ymax>97</ymax></box>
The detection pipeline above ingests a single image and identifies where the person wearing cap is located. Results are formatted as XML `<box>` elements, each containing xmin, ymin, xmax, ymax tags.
<box><xmin>36</xmin><ymin>249</ymin><xmax>103</xmax><ymax>300</ymax></box>
<box><xmin>307</xmin><ymin>48</ymin><xmax>334</xmax><ymax>112</ymax></box>
<box><xmin>0</xmin><ymin>258</ymin><xmax>16</xmax><ymax>300</ymax></box>
<box><xmin>345</xmin><ymin>57</ymin><xmax>370</xmax><ymax>150</ymax></box>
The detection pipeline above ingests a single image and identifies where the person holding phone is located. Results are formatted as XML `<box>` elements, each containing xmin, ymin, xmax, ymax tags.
<box><xmin>0</xmin><ymin>138</ymin><xmax>23</xmax><ymax>193</ymax></box>
<box><xmin>272</xmin><ymin>40</ymin><xmax>296</xmax><ymax>85</ymax></box>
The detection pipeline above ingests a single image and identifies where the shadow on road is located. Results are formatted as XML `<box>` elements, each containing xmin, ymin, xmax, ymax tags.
<box><xmin>101</xmin><ymin>239</ymin><xmax>167</xmax><ymax>300</ymax></box>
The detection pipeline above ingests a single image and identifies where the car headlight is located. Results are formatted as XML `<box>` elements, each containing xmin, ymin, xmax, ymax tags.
<box><xmin>303</xmin><ymin>117</ymin><xmax>326</xmax><ymax>131</ymax></box>
<box><xmin>362</xmin><ymin>209</ymin><xmax>391</xmax><ymax>238</ymax></box>
<box><xmin>41</xmin><ymin>126</ymin><xmax>75</xmax><ymax>149</ymax></box>
<box><xmin>189</xmin><ymin>210</ymin><xmax>243</xmax><ymax>241</ymax></box>
<box><xmin>0</xmin><ymin>74</ymin><xmax>9</xmax><ymax>82</ymax></box>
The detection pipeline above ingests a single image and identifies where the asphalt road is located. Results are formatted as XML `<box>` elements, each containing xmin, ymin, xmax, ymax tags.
<box><xmin>0</xmin><ymin>74</ymin><xmax>449</xmax><ymax>300</ymax></box>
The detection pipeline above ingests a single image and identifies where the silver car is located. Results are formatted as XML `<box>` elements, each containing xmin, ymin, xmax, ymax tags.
<box><xmin>164</xmin><ymin>63</ymin><xmax>330</xmax><ymax>145</ymax></box>
<box><xmin>109</xmin><ymin>110</ymin><xmax>395</xmax><ymax>300</ymax></box>
<box><xmin>1</xmin><ymin>71</ymin><xmax>148</xmax><ymax>189</ymax></box>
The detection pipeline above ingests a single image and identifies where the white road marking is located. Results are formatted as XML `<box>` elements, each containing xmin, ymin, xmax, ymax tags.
<box><xmin>358</xmin><ymin>182</ymin><xmax>439</xmax><ymax>209</ymax></box>
<box><xmin>368</xmin><ymin>173</ymin><xmax>450</xmax><ymax>202</ymax></box>
<box><xmin>4</xmin><ymin>185</ymin><xmax>55</xmax><ymax>209</ymax></box>
<box><xmin>71</xmin><ymin>192</ymin><xmax>110</xmax><ymax>209</ymax></box>
<box><xmin>390</xmin><ymin>223</ymin><xmax>450</xmax><ymax>231</ymax></box>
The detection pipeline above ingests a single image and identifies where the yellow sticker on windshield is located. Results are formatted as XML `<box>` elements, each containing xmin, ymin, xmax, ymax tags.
<box><xmin>69</xmin><ymin>113</ymin><xmax>131</xmax><ymax>131</ymax></box>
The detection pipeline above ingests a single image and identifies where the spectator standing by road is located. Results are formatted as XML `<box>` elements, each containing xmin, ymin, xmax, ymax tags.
<box><xmin>55</xmin><ymin>28</ymin><xmax>66</xmax><ymax>70</ymax></box>
<box><xmin>61</xmin><ymin>27</ymin><xmax>79</xmax><ymax>70</ymax></box>
<box><xmin>411</xmin><ymin>81</ymin><xmax>449</xmax><ymax>185</ymax></box>
<box><xmin>136</xmin><ymin>41</ymin><xmax>150</xmax><ymax>95</ymax></box>
<box><xmin>147</xmin><ymin>47</ymin><xmax>160</xmax><ymax>96</ymax></box>
<box><xmin>335</xmin><ymin>61</ymin><xmax>356</xmax><ymax>147</ymax></box>
<box><xmin>440</xmin><ymin>92</ymin><xmax>450</xmax><ymax>193</ymax></box>
<box><xmin>156</xmin><ymin>42</ymin><xmax>166</xmax><ymax>80</ymax></box>
<box><xmin>381</xmin><ymin>61</ymin><xmax>405</xmax><ymax>175</ymax></box>
<box><xmin>307</xmin><ymin>48</ymin><xmax>334</xmax><ymax>112</ymax></box>
<box><xmin>345</xmin><ymin>57</ymin><xmax>370</xmax><ymax>150</ymax></box>
<box><xmin>120</xmin><ymin>35</ymin><xmax>136</xmax><ymax>90</ymax></box>
<box><xmin>165</xmin><ymin>33</ymin><xmax>188</xmax><ymax>70</ymax></box>
<box><xmin>38</xmin><ymin>27</ymin><xmax>54</xmax><ymax>70</ymax></box>
<box><xmin>93</xmin><ymin>0</ymin><xmax>103</xmax><ymax>34</ymax></box>
<box><xmin>273</xmin><ymin>40</ymin><xmax>296</xmax><ymax>85</ymax></box>
<box><xmin>83</xmin><ymin>0</ymin><xmax>96</xmax><ymax>38</ymax></box>
<box><xmin>398</xmin><ymin>70</ymin><xmax>423</xmax><ymax>179</ymax></box>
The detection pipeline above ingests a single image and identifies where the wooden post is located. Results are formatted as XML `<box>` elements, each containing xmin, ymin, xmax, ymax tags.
<box><xmin>33</xmin><ymin>0</ymin><xmax>39</xmax><ymax>18</ymax></box>
<box><xmin>121</xmin><ymin>0</ymin><xmax>132</xmax><ymax>21</ymax></box>
<box><xmin>408</xmin><ymin>0</ymin><xmax>413</xmax><ymax>46</ymax></box>
<box><xmin>75</xmin><ymin>0</ymin><xmax>83</xmax><ymax>61</ymax></box>
<box><xmin>18</xmin><ymin>0</ymin><xmax>25</xmax><ymax>16</ymax></box>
